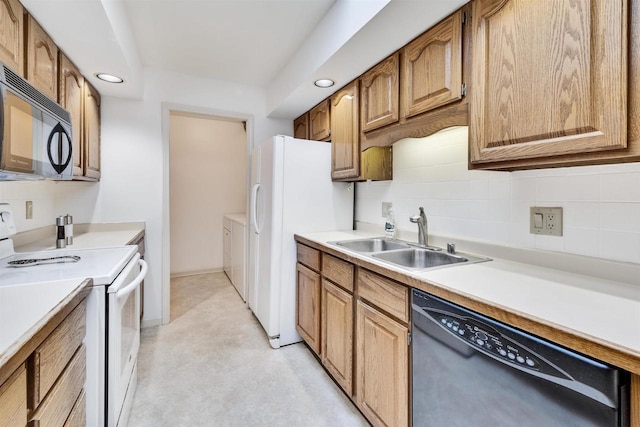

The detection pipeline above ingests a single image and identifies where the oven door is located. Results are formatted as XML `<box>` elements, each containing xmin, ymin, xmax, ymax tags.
<box><xmin>107</xmin><ymin>253</ymin><xmax>147</xmax><ymax>427</ymax></box>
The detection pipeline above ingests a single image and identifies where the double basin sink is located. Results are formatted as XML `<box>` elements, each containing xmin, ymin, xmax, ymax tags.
<box><xmin>329</xmin><ymin>238</ymin><xmax>490</xmax><ymax>272</ymax></box>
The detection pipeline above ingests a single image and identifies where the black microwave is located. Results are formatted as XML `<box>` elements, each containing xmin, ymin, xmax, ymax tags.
<box><xmin>0</xmin><ymin>62</ymin><xmax>73</xmax><ymax>180</ymax></box>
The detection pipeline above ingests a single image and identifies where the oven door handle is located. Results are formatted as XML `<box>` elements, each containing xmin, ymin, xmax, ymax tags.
<box><xmin>112</xmin><ymin>259</ymin><xmax>148</xmax><ymax>301</ymax></box>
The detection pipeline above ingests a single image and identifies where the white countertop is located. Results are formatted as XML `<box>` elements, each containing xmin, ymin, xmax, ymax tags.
<box><xmin>224</xmin><ymin>213</ymin><xmax>246</xmax><ymax>226</ymax></box>
<box><xmin>15</xmin><ymin>224</ymin><xmax>144</xmax><ymax>252</ymax></box>
<box><xmin>0</xmin><ymin>279</ymin><xmax>87</xmax><ymax>367</ymax></box>
<box><xmin>1</xmin><ymin>223</ymin><xmax>145</xmax><ymax>371</ymax></box>
<box><xmin>296</xmin><ymin>230</ymin><xmax>640</xmax><ymax>367</ymax></box>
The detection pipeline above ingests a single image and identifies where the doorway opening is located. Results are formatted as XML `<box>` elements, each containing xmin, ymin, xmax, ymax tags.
<box><xmin>166</xmin><ymin>110</ymin><xmax>250</xmax><ymax>321</ymax></box>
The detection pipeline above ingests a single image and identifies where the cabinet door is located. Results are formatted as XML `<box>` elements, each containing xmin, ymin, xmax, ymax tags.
<box><xmin>296</xmin><ymin>262</ymin><xmax>321</xmax><ymax>355</ymax></box>
<box><xmin>401</xmin><ymin>10</ymin><xmax>462</xmax><ymax>119</ymax></box>
<box><xmin>361</xmin><ymin>53</ymin><xmax>399</xmax><ymax>132</ymax></box>
<box><xmin>83</xmin><ymin>81</ymin><xmax>101</xmax><ymax>180</ymax></box>
<box><xmin>321</xmin><ymin>280</ymin><xmax>353</xmax><ymax>395</ymax></box>
<box><xmin>59</xmin><ymin>54</ymin><xmax>85</xmax><ymax>178</ymax></box>
<box><xmin>0</xmin><ymin>364</ymin><xmax>27</xmax><ymax>427</ymax></box>
<box><xmin>309</xmin><ymin>99</ymin><xmax>331</xmax><ymax>141</ymax></box>
<box><xmin>356</xmin><ymin>301</ymin><xmax>408</xmax><ymax>427</ymax></box>
<box><xmin>293</xmin><ymin>113</ymin><xmax>310</xmax><ymax>139</ymax></box>
<box><xmin>470</xmin><ymin>0</ymin><xmax>627</xmax><ymax>164</ymax></box>
<box><xmin>26</xmin><ymin>15</ymin><xmax>58</xmax><ymax>101</ymax></box>
<box><xmin>0</xmin><ymin>0</ymin><xmax>24</xmax><ymax>76</ymax></box>
<box><xmin>331</xmin><ymin>81</ymin><xmax>360</xmax><ymax>180</ymax></box>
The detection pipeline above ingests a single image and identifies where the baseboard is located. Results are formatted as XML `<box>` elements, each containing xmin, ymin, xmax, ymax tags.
<box><xmin>170</xmin><ymin>268</ymin><xmax>223</xmax><ymax>278</ymax></box>
<box><xmin>141</xmin><ymin>317</ymin><xmax>162</xmax><ymax>329</ymax></box>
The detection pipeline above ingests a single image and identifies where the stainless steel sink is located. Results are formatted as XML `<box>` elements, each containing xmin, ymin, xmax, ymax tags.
<box><xmin>329</xmin><ymin>237</ymin><xmax>491</xmax><ymax>271</ymax></box>
<box><xmin>372</xmin><ymin>248</ymin><xmax>468</xmax><ymax>269</ymax></box>
<box><xmin>333</xmin><ymin>238</ymin><xmax>410</xmax><ymax>253</ymax></box>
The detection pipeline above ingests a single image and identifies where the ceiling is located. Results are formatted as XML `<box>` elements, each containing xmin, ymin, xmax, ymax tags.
<box><xmin>20</xmin><ymin>0</ymin><xmax>467</xmax><ymax>119</ymax></box>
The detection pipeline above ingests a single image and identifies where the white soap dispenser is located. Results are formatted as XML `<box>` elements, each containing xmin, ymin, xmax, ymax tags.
<box><xmin>384</xmin><ymin>209</ymin><xmax>396</xmax><ymax>239</ymax></box>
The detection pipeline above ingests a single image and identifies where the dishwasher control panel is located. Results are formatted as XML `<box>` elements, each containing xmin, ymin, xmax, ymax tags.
<box><xmin>433</xmin><ymin>312</ymin><xmax>540</xmax><ymax>370</ymax></box>
<box><xmin>413</xmin><ymin>290</ymin><xmax>573</xmax><ymax>381</ymax></box>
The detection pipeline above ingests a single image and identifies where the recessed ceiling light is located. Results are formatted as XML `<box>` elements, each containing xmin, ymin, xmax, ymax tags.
<box><xmin>314</xmin><ymin>79</ymin><xmax>335</xmax><ymax>88</ymax></box>
<box><xmin>95</xmin><ymin>73</ymin><xmax>124</xmax><ymax>83</ymax></box>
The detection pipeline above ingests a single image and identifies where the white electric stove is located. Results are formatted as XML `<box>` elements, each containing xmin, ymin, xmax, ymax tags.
<box><xmin>0</xmin><ymin>204</ymin><xmax>146</xmax><ymax>427</ymax></box>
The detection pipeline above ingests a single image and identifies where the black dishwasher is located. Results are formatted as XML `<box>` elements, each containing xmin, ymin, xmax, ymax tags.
<box><xmin>411</xmin><ymin>289</ymin><xmax>630</xmax><ymax>427</ymax></box>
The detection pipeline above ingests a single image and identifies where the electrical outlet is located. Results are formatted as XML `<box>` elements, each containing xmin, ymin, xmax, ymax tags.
<box><xmin>382</xmin><ymin>202</ymin><xmax>392</xmax><ymax>218</ymax></box>
<box><xmin>25</xmin><ymin>201</ymin><xmax>33</xmax><ymax>220</ymax></box>
<box><xmin>530</xmin><ymin>207</ymin><xmax>562</xmax><ymax>236</ymax></box>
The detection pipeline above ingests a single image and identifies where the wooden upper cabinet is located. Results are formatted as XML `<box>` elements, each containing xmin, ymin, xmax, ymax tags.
<box><xmin>361</xmin><ymin>52</ymin><xmax>399</xmax><ymax>133</ymax></box>
<box><xmin>331</xmin><ymin>81</ymin><xmax>360</xmax><ymax>180</ymax></box>
<box><xmin>26</xmin><ymin>15</ymin><xmax>58</xmax><ymax>101</ymax></box>
<box><xmin>401</xmin><ymin>10</ymin><xmax>463</xmax><ymax>119</ymax></box>
<box><xmin>0</xmin><ymin>0</ymin><xmax>24</xmax><ymax>76</ymax></box>
<box><xmin>83</xmin><ymin>81</ymin><xmax>101</xmax><ymax>180</ymax></box>
<box><xmin>293</xmin><ymin>112</ymin><xmax>309</xmax><ymax>139</ymax></box>
<box><xmin>309</xmin><ymin>99</ymin><xmax>331</xmax><ymax>141</ymax></box>
<box><xmin>59</xmin><ymin>54</ymin><xmax>84</xmax><ymax>178</ymax></box>
<box><xmin>469</xmin><ymin>0</ymin><xmax>628</xmax><ymax>165</ymax></box>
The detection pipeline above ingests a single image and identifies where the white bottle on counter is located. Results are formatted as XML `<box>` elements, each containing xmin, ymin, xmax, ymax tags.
<box><xmin>384</xmin><ymin>209</ymin><xmax>396</xmax><ymax>239</ymax></box>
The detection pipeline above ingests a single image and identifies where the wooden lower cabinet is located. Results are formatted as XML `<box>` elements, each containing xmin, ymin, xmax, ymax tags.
<box><xmin>296</xmin><ymin>262</ymin><xmax>322</xmax><ymax>355</ymax></box>
<box><xmin>356</xmin><ymin>300</ymin><xmax>408</xmax><ymax>427</ymax></box>
<box><xmin>0</xmin><ymin>364</ymin><xmax>27</xmax><ymax>427</ymax></box>
<box><xmin>0</xmin><ymin>293</ymin><xmax>87</xmax><ymax>427</ymax></box>
<box><xmin>632</xmin><ymin>374</ymin><xmax>640</xmax><ymax>427</ymax></box>
<box><xmin>321</xmin><ymin>279</ymin><xmax>353</xmax><ymax>395</ymax></box>
<box><xmin>29</xmin><ymin>346</ymin><xmax>86</xmax><ymax>427</ymax></box>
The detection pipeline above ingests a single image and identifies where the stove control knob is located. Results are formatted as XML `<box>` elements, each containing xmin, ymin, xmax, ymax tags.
<box><xmin>516</xmin><ymin>355</ymin><xmax>525</xmax><ymax>364</ymax></box>
<box><xmin>526</xmin><ymin>358</ymin><xmax>535</xmax><ymax>367</ymax></box>
<box><xmin>498</xmin><ymin>349</ymin><xmax>507</xmax><ymax>357</ymax></box>
<box><xmin>507</xmin><ymin>353</ymin><xmax>516</xmax><ymax>360</ymax></box>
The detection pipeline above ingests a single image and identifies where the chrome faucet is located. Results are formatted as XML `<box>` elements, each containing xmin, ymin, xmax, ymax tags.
<box><xmin>410</xmin><ymin>207</ymin><xmax>428</xmax><ymax>247</ymax></box>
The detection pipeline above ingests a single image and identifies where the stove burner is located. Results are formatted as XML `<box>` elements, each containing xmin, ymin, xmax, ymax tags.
<box><xmin>8</xmin><ymin>255</ymin><xmax>81</xmax><ymax>267</ymax></box>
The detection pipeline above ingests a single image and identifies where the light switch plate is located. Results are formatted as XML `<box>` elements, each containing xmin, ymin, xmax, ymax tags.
<box><xmin>530</xmin><ymin>207</ymin><xmax>563</xmax><ymax>236</ymax></box>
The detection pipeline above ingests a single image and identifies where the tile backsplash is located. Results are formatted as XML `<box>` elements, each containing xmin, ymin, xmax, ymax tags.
<box><xmin>355</xmin><ymin>127</ymin><xmax>640</xmax><ymax>264</ymax></box>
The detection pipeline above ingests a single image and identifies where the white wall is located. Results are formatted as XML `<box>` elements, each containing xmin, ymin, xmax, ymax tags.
<box><xmin>0</xmin><ymin>181</ymin><xmax>100</xmax><ymax>231</ymax></box>
<box><xmin>356</xmin><ymin>127</ymin><xmax>640</xmax><ymax>264</ymax></box>
<box><xmin>169</xmin><ymin>113</ymin><xmax>246</xmax><ymax>275</ymax></box>
<box><xmin>0</xmin><ymin>67</ymin><xmax>292</xmax><ymax>327</ymax></box>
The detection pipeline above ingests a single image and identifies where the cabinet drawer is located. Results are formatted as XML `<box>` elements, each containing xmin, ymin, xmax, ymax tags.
<box><xmin>358</xmin><ymin>269</ymin><xmax>409</xmax><ymax>323</ymax></box>
<box><xmin>30</xmin><ymin>300</ymin><xmax>86</xmax><ymax>407</ymax></box>
<box><xmin>297</xmin><ymin>243</ymin><xmax>321</xmax><ymax>271</ymax></box>
<box><xmin>29</xmin><ymin>345</ymin><xmax>86</xmax><ymax>427</ymax></box>
<box><xmin>0</xmin><ymin>364</ymin><xmax>27</xmax><ymax>427</ymax></box>
<box><xmin>323</xmin><ymin>254</ymin><xmax>354</xmax><ymax>293</ymax></box>
<box><xmin>63</xmin><ymin>389</ymin><xmax>85</xmax><ymax>427</ymax></box>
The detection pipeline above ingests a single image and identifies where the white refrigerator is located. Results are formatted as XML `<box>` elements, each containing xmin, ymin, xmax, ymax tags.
<box><xmin>248</xmin><ymin>135</ymin><xmax>354</xmax><ymax>348</ymax></box>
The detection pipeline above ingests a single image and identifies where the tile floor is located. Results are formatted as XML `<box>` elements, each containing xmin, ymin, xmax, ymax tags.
<box><xmin>127</xmin><ymin>272</ymin><xmax>368</xmax><ymax>427</ymax></box>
